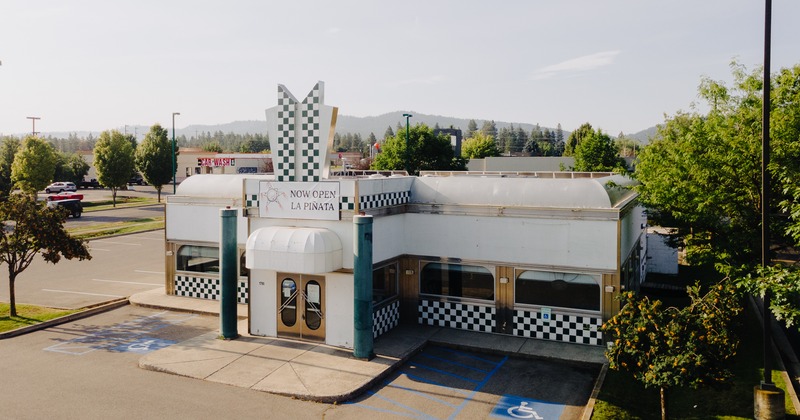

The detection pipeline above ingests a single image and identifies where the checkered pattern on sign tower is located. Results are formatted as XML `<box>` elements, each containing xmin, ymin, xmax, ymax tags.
<box><xmin>275</xmin><ymin>86</ymin><xmax>297</xmax><ymax>181</ymax></box>
<box><xmin>271</xmin><ymin>82</ymin><xmax>331</xmax><ymax>182</ymax></box>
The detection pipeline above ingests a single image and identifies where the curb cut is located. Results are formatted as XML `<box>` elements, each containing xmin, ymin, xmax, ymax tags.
<box><xmin>0</xmin><ymin>298</ymin><xmax>129</xmax><ymax>339</ymax></box>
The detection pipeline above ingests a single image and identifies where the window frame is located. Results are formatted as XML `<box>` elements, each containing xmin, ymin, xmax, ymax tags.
<box><xmin>513</xmin><ymin>269</ymin><xmax>602</xmax><ymax>313</ymax></box>
<box><xmin>372</xmin><ymin>261</ymin><xmax>399</xmax><ymax>307</ymax></box>
<box><xmin>419</xmin><ymin>261</ymin><xmax>495</xmax><ymax>303</ymax></box>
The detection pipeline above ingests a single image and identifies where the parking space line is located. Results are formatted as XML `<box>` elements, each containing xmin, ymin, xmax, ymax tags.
<box><xmin>446</xmin><ymin>355</ymin><xmax>508</xmax><ymax>420</ymax></box>
<box><xmin>438</xmin><ymin>347</ymin><xmax>499</xmax><ymax>365</ymax></box>
<box><xmin>92</xmin><ymin>279</ymin><xmax>161</xmax><ymax>286</ymax></box>
<box><xmin>400</xmin><ymin>372</ymin><xmax>471</xmax><ymax>396</ymax></box>
<box><xmin>364</xmin><ymin>389</ymin><xmax>439</xmax><ymax>420</ymax></box>
<box><xmin>410</xmin><ymin>362</ymin><xmax>480</xmax><ymax>384</ymax></box>
<box><xmin>90</xmin><ymin>240</ymin><xmax>141</xmax><ymax>246</ymax></box>
<box><xmin>419</xmin><ymin>353</ymin><xmax>491</xmax><ymax>373</ymax></box>
<box><xmin>134</xmin><ymin>270</ymin><xmax>164</xmax><ymax>275</ymax></box>
<box><xmin>386</xmin><ymin>382</ymin><xmax>460</xmax><ymax>409</ymax></box>
<box><xmin>42</xmin><ymin>289</ymin><xmax>123</xmax><ymax>298</ymax></box>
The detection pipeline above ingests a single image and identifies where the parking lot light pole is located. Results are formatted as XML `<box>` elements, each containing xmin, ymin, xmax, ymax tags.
<box><xmin>402</xmin><ymin>113</ymin><xmax>412</xmax><ymax>174</ymax></box>
<box><xmin>172</xmin><ymin>112</ymin><xmax>180</xmax><ymax>194</ymax></box>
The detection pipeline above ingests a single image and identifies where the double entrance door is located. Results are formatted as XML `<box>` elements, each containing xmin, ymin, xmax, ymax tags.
<box><xmin>276</xmin><ymin>273</ymin><xmax>325</xmax><ymax>342</ymax></box>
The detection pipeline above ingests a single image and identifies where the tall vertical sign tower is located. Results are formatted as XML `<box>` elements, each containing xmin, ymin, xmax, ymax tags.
<box><xmin>265</xmin><ymin>81</ymin><xmax>338</xmax><ymax>182</ymax></box>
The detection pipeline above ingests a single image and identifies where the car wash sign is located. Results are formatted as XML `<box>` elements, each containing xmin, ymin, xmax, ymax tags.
<box><xmin>258</xmin><ymin>181</ymin><xmax>339</xmax><ymax>220</ymax></box>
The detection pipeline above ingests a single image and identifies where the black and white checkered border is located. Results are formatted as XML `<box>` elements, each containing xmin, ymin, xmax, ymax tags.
<box><xmin>245</xmin><ymin>194</ymin><xmax>259</xmax><ymax>208</ymax></box>
<box><xmin>513</xmin><ymin>309</ymin><xmax>602</xmax><ymax>346</ymax></box>
<box><xmin>276</xmin><ymin>86</ymin><xmax>296</xmax><ymax>182</ymax></box>
<box><xmin>418</xmin><ymin>299</ymin><xmax>495</xmax><ymax>333</ymax></box>
<box><xmin>299</xmin><ymin>82</ymin><xmax>322</xmax><ymax>182</ymax></box>
<box><xmin>340</xmin><ymin>196</ymin><xmax>355</xmax><ymax>211</ymax></box>
<box><xmin>373</xmin><ymin>300</ymin><xmax>400</xmax><ymax>338</ymax></box>
<box><xmin>360</xmin><ymin>191</ymin><xmax>410</xmax><ymax>210</ymax></box>
<box><xmin>174</xmin><ymin>275</ymin><xmax>249</xmax><ymax>304</ymax></box>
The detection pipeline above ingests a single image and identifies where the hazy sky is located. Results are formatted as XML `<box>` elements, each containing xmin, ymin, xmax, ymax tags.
<box><xmin>1</xmin><ymin>1</ymin><xmax>798</xmax><ymax>137</ymax></box>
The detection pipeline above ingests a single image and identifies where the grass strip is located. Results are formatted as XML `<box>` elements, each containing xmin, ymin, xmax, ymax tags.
<box><xmin>82</xmin><ymin>196</ymin><xmax>160</xmax><ymax>211</ymax></box>
<box><xmin>0</xmin><ymin>303</ymin><xmax>78</xmax><ymax>333</ymax></box>
<box><xmin>68</xmin><ymin>217</ymin><xmax>164</xmax><ymax>240</ymax></box>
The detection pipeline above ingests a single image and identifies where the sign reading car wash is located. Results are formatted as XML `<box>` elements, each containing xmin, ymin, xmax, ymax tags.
<box><xmin>198</xmin><ymin>157</ymin><xmax>236</xmax><ymax>167</ymax></box>
<box><xmin>258</xmin><ymin>181</ymin><xmax>339</xmax><ymax>220</ymax></box>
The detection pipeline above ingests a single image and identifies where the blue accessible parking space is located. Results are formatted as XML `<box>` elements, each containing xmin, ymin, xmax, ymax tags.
<box><xmin>342</xmin><ymin>345</ymin><xmax>599</xmax><ymax>420</ymax></box>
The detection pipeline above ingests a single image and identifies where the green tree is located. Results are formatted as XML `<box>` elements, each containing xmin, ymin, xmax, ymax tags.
<box><xmin>94</xmin><ymin>130</ymin><xmax>135</xmax><ymax>206</ymax></box>
<box><xmin>634</xmin><ymin>63</ymin><xmax>787</xmax><ymax>265</ymax></box>
<box><xmin>602</xmin><ymin>282</ymin><xmax>741</xmax><ymax>420</ymax></box>
<box><xmin>53</xmin><ymin>152</ymin><xmax>90</xmax><ymax>184</ymax></box>
<box><xmin>372</xmin><ymin>123</ymin><xmax>465</xmax><ymax>175</ymax></box>
<box><xmin>465</xmin><ymin>119</ymin><xmax>478</xmax><ymax>138</ymax></box>
<box><xmin>461</xmin><ymin>132</ymin><xmax>500</xmax><ymax>159</ymax></box>
<box><xmin>11</xmin><ymin>136</ymin><xmax>58</xmax><ymax>195</ymax></box>
<box><xmin>0</xmin><ymin>194</ymin><xmax>91</xmax><ymax>316</ymax></box>
<box><xmin>0</xmin><ymin>137</ymin><xmax>20</xmax><ymax>197</ymax></box>
<box><xmin>135</xmin><ymin>124</ymin><xmax>173</xmax><ymax>202</ymax></box>
<box><xmin>383</xmin><ymin>126</ymin><xmax>395</xmax><ymax>140</ymax></box>
<box><xmin>479</xmin><ymin>120</ymin><xmax>497</xmax><ymax>140</ymax></box>
<box><xmin>202</xmin><ymin>141</ymin><xmax>223</xmax><ymax>153</ymax></box>
<box><xmin>564</xmin><ymin>122</ymin><xmax>594</xmax><ymax>157</ymax></box>
<box><xmin>573</xmin><ymin>129</ymin><xmax>625</xmax><ymax>172</ymax></box>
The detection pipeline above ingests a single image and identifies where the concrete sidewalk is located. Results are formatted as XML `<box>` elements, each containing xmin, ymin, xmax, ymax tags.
<box><xmin>132</xmin><ymin>288</ymin><xmax>606</xmax><ymax>403</ymax></box>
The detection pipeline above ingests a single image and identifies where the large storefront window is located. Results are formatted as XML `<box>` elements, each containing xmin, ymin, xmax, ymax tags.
<box><xmin>421</xmin><ymin>263</ymin><xmax>494</xmax><ymax>301</ymax></box>
<box><xmin>373</xmin><ymin>263</ymin><xmax>398</xmax><ymax>305</ymax></box>
<box><xmin>177</xmin><ymin>245</ymin><xmax>220</xmax><ymax>274</ymax></box>
<box><xmin>515</xmin><ymin>270</ymin><xmax>600</xmax><ymax>311</ymax></box>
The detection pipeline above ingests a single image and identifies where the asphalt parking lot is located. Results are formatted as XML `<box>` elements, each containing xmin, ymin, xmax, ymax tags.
<box><xmin>330</xmin><ymin>345</ymin><xmax>599</xmax><ymax>419</ymax></box>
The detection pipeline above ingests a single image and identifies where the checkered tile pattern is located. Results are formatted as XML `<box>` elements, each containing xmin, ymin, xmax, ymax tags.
<box><xmin>373</xmin><ymin>300</ymin><xmax>400</xmax><ymax>338</ymax></box>
<box><xmin>275</xmin><ymin>85</ymin><xmax>297</xmax><ymax>182</ymax></box>
<box><xmin>245</xmin><ymin>194</ymin><xmax>259</xmax><ymax>208</ymax></box>
<box><xmin>299</xmin><ymin>83</ymin><xmax>322</xmax><ymax>182</ymax></box>
<box><xmin>360</xmin><ymin>191</ymin><xmax>410</xmax><ymax>210</ymax></box>
<box><xmin>174</xmin><ymin>275</ymin><xmax>249</xmax><ymax>304</ymax></box>
<box><xmin>418</xmin><ymin>299</ymin><xmax>495</xmax><ymax>332</ymax></box>
<box><xmin>340</xmin><ymin>196</ymin><xmax>355</xmax><ymax>211</ymax></box>
<box><xmin>513</xmin><ymin>309</ymin><xmax>602</xmax><ymax>345</ymax></box>
<box><xmin>272</xmin><ymin>83</ymin><xmax>329</xmax><ymax>183</ymax></box>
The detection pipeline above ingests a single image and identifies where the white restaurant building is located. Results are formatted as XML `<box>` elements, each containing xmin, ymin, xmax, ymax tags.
<box><xmin>164</xmin><ymin>82</ymin><xmax>647</xmax><ymax>349</ymax></box>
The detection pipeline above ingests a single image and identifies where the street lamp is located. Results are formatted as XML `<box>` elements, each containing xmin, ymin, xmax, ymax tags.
<box><xmin>402</xmin><ymin>113</ymin><xmax>412</xmax><ymax>174</ymax></box>
<box><xmin>172</xmin><ymin>112</ymin><xmax>180</xmax><ymax>194</ymax></box>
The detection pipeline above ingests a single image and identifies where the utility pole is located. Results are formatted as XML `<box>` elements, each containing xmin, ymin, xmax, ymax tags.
<box><xmin>26</xmin><ymin>116</ymin><xmax>40</xmax><ymax>136</ymax></box>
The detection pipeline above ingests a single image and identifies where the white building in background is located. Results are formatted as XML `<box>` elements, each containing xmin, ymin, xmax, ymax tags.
<box><xmin>164</xmin><ymin>82</ymin><xmax>647</xmax><ymax>349</ymax></box>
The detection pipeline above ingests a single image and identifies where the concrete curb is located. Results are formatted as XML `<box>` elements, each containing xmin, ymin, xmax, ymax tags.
<box><xmin>129</xmin><ymin>301</ymin><xmax>248</xmax><ymax>320</ymax></box>
<box><xmin>582</xmin><ymin>363</ymin><xmax>609</xmax><ymax>420</ymax></box>
<box><xmin>323</xmin><ymin>340</ymin><xmax>430</xmax><ymax>403</ymax></box>
<box><xmin>0</xmin><ymin>298</ymin><xmax>129</xmax><ymax>339</ymax></box>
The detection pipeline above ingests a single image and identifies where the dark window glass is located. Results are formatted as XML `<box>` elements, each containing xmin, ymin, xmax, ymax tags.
<box><xmin>372</xmin><ymin>263</ymin><xmax>398</xmax><ymax>304</ymax></box>
<box><xmin>420</xmin><ymin>263</ymin><xmax>494</xmax><ymax>301</ymax></box>
<box><xmin>515</xmin><ymin>271</ymin><xmax>600</xmax><ymax>311</ymax></box>
<box><xmin>280</xmin><ymin>278</ymin><xmax>297</xmax><ymax>326</ymax></box>
<box><xmin>305</xmin><ymin>280</ymin><xmax>322</xmax><ymax>330</ymax></box>
<box><xmin>239</xmin><ymin>252</ymin><xmax>250</xmax><ymax>278</ymax></box>
<box><xmin>176</xmin><ymin>245</ymin><xmax>219</xmax><ymax>274</ymax></box>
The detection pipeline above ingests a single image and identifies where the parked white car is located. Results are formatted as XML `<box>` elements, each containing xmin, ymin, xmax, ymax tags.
<box><xmin>45</xmin><ymin>182</ymin><xmax>77</xmax><ymax>193</ymax></box>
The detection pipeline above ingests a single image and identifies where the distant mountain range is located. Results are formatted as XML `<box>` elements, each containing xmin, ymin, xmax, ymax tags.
<box><xmin>36</xmin><ymin>112</ymin><xmax>659</xmax><ymax>144</ymax></box>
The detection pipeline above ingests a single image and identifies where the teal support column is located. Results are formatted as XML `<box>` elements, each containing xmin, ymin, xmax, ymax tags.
<box><xmin>220</xmin><ymin>207</ymin><xmax>239</xmax><ymax>339</ymax></box>
<box><xmin>353</xmin><ymin>215</ymin><xmax>374</xmax><ymax>360</ymax></box>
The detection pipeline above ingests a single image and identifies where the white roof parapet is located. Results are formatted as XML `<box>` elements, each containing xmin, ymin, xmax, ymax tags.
<box><xmin>173</xmin><ymin>174</ymin><xmax>274</xmax><ymax>200</ymax></box>
<box><xmin>410</xmin><ymin>174</ymin><xmax>637</xmax><ymax>209</ymax></box>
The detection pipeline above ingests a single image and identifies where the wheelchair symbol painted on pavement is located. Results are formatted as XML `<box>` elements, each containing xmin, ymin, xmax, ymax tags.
<box><xmin>490</xmin><ymin>395</ymin><xmax>564</xmax><ymax>419</ymax></box>
<box><xmin>507</xmin><ymin>402</ymin><xmax>544</xmax><ymax>419</ymax></box>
